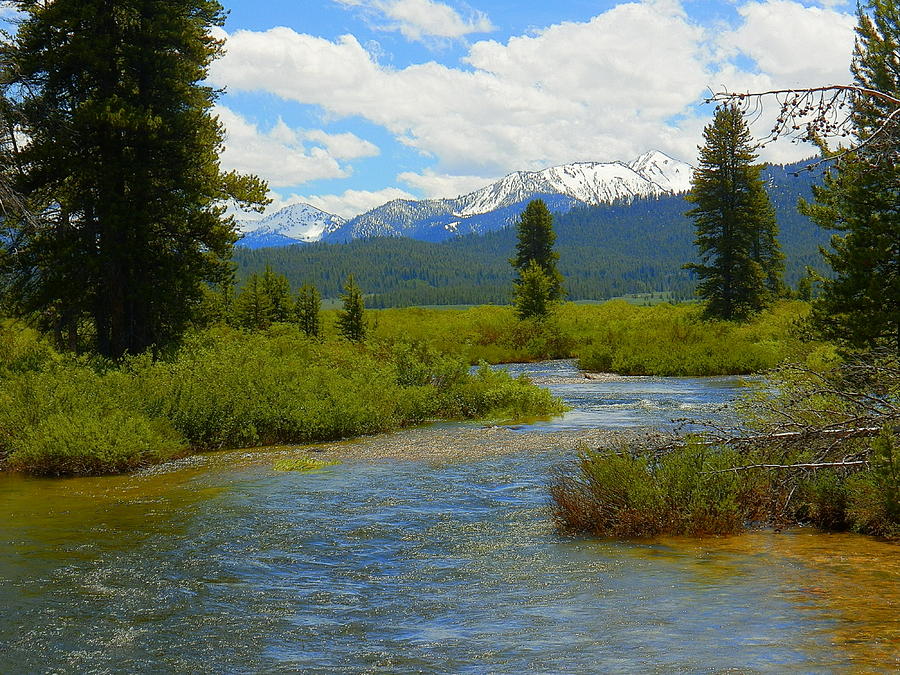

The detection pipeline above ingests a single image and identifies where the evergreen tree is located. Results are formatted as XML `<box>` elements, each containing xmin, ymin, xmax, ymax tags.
<box><xmin>685</xmin><ymin>106</ymin><xmax>783</xmax><ymax>320</ymax></box>
<box><xmin>195</xmin><ymin>277</ymin><xmax>236</xmax><ymax>328</ymax></box>
<box><xmin>261</xmin><ymin>265</ymin><xmax>293</xmax><ymax>322</ymax></box>
<box><xmin>336</xmin><ymin>274</ymin><xmax>366</xmax><ymax>342</ymax></box>
<box><xmin>800</xmin><ymin>0</ymin><xmax>900</xmax><ymax>353</ymax></box>
<box><xmin>234</xmin><ymin>274</ymin><xmax>273</xmax><ymax>331</ymax></box>
<box><xmin>0</xmin><ymin>0</ymin><xmax>268</xmax><ymax>357</ymax></box>
<box><xmin>510</xmin><ymin>199</ymin><xmax>564</xmax><ymax>302</ymax></box>
<box><xmin>296</xmin><ymin>284</ymin><xmax>321</xmax><ymax>338</ymax></box>
<box><xmin>514</xmin><ymin>260</ymin><xmax>555</xmax><ymax>320</ymax></box>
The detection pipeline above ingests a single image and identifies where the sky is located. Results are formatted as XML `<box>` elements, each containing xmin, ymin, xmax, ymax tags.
<box><xmin>3</xmin><ymin>0</ymin><xmax>861</xmax><ymax>219</ymax></box>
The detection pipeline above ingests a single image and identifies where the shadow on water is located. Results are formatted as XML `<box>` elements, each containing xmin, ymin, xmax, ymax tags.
<box><xmin>1</xmin><ymin>361</ymin><xmax>897</xmax><ymax>673</ymax></box>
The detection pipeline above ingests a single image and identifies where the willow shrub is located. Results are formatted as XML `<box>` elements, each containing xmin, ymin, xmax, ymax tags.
<box><xmin>0</xmin><ymin>325</ymin><xmax>563</xmax><ymax>476</ymax></box>
<box><xmin>551</xmin><ymin>428</ymin><xmax>900</xmax><ymax>539</ymax></box>
<box><xmin>0</xmin><ymin>362</ymin><xmax>187</xmax><ymax>475</ymax></box>
<box><xmin>550</xmin><ymin>442</ymin><xmax>750</xmax><ymax>538</ymax></box>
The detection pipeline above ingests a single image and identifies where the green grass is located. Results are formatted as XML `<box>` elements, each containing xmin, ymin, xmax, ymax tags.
<box><xmin>273</xmin><ymin>456</ymin><xmax>341</xmax><ymax>472</ymax></box>
<box><xmin>361</xmin><ymin>299</ymin><xmax>824</xmax><ymax>374</ymax></box>
<box><xmin>0</xmin><ymin>324</ymin><xmax>564</xmax><ymax>476</ymax></box>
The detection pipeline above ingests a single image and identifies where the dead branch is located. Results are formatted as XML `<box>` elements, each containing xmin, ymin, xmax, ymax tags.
<box><xmin>708</xmin><ymin>84</ymin><xmax>900</xmax><ymax>167</ymax></box>
<box><xmin>705</xmin><ymin>459</ymin><xmax>867</xmax><ymax>474</ymax></box>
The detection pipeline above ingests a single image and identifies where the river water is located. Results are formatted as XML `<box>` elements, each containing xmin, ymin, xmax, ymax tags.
<box><xmin>1</xmin><ymin>361</ymin><xmax>897</xmax><ymax>673</ymax></box>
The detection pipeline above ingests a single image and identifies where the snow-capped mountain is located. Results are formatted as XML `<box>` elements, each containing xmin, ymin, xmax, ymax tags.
<box><xmin>237</xmin><ymin>203</ymin><xmax>345</xmax><ymax>249</ymax></box>
<box><xmin>325</xmin><ymin>151</ymin><xmax>692</xmax><ymax>242</ymax></box>
<box><xmin>628</xmin><ymin>150</ymin><xmax>693</xmax><ymax>194</ymax></box>
<box><xmin>239</xmin><ymin>151</ymin><xmax>692</xmax><ymax>247</ymax></box>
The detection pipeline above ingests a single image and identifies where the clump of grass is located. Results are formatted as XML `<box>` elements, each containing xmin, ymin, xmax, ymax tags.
<box><xmin>273</xmin><ymin>455</ymin><xmax>341</xmax><ymax>472</ymax></box>
<box><xmin>575</xmin><ymin>300</ymin><xmax>818</xmax><ymax>376</ymax></box>
<box><xmin>0</xmin><ymin>325</ymin><xmax>565</xmax><ymax>476</ymax></box>
<box><xmin>551</xmin><ymin>426</ymin><xmax>900</xmax><ymax>539</ymax></box>
<box><xmin>551</xmin><ymin>441</ymin><xmax>746</xmax><ymax>538</ymax></box>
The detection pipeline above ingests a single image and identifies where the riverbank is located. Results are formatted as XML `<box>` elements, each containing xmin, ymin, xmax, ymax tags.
<box><xmin>367</xmin><ymin>300</ymin><xmax>829</xmax><ymax>375</ymax></box>
<box><xmin>0</xmin><ymin>325</ymin><xmax>564</xmax><ymax>476</ymax></box>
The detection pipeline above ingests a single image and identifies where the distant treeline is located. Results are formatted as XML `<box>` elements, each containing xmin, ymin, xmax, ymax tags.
<box><xmin>233</xmin><ymin>162</ymin><xmax>829</xmax><ymax>308</ymax></box>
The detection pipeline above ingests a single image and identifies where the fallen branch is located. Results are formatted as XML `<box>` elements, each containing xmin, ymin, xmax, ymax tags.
<box><xmin>705</xmin><ymin>459</ymin><xmax>867</xmax><ymax>474</ymax></box>
<box><xmin>650</xmin><ymin>425</ymin><xmax>885</xmax><ymax>454</ymax></box>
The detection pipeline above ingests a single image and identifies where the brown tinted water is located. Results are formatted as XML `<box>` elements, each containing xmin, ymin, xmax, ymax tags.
<box><xmin>1</xmin><ymin>362</ymin><xmax>897</xmax><ymax>673</ymax></box>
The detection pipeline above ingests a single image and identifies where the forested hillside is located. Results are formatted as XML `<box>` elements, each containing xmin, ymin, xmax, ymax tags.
<box><xmin>233</xmin><ymin>161</ymin><xmax>829</xmax><ymax>307</ymax></box>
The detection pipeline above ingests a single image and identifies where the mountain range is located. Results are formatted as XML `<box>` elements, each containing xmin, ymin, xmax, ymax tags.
<box><xmin>237</xmin><ymin>151</ymin><xmax>693</xmax><ymax>249</ymax></box>
<box><xmin>232</xmin><ymin>158</ymin><xmax>828</xmax><ymax>308</ymax></box>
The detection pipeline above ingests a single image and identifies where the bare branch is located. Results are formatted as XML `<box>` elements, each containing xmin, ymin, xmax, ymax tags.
<box><xmin>709</xmin><ymin>84</ymin><xmax>900</xmax><ymax>166</ymax></box>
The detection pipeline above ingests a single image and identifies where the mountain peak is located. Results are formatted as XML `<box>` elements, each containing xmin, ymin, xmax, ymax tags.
<box><xmin>237</xmin><ymin>202</ymin><xmax>346</xmax><ymax>249</ymax></box>
<box><xmin>241</xmin><ymin>151</ymin><xmax>694</xmax><ymax>247</ymax></box>
<box><xmin>629</xmin><ymin>150</ymin><xmax>693</xmax><ymax>193</ymax></box>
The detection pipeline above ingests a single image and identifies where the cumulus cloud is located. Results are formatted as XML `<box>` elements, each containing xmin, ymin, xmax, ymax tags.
<box><xmin>210</xmin><ymin>0</ymin><xmax>858</xmax><ymax>204</ymax></box>
<box><xmin>216</xmin><ymin>107</ymin><xmax>351</xmax><ymax>187</ymax></box>
<box><xmin>210</xmin><ymin>1</ymin><xmax>717</xmax><ymax>175</ymax></box>
<box><xmin>720</xmin><ymin>0</ymin><xmax>855</xmax><ymax>86</ymax></box>
<box><xmin>305</xmin><ymin>130</ymin><xmax>380</xmax><ymax>160</ymax></box>
<box><xmin>216</xmin><ymin>107</ymin><xmax>382</xmax><ymax>188</ymax></box>
<box><xmin>334</xmin><ymin>0</ymin><xmax>494</xmax><ymax>41</ymax></box>
<box><xmin>296</xmin><ymin>187</ymin><xmax>417</xmax><ymax>219</ymax></box>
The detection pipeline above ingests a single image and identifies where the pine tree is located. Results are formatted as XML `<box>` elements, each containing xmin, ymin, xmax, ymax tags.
<box><xmin>510</xmin><ymin>199</ymin><xmax>564</xmax><ymax>302</ymax></box>
<box><xmin>0</xmin><ymin>0</ymin><xmax>268</xmax><ymax>357</ymax></box>
<box><xmin>336</xmin><ymin>274</ymin><xmax>366</xmax><ymax>342</ymax></box>
<box><xmin>261</xmin><ymin>265</ymin><xmax>293</xmax><ymax>323</ymax></box>
<box><xmin>799</xmin><ymin>0</ymin><xmax>900</xmax><ymax>353</ymax></box>
<box><xmin>296</xmin><ymin>284</ymin><xmax>321</xmax><ymax>338</ymax></box>
<box><xmin>234</xmin><ymin>274</ymin><xmax>273</xmax><ymax>331</ymax></box>
<box><xmin>685</xmin><ymin>106</ymin><xmax>783</xmax><ymax>320</ymax></box>
<box><xmin>513</xmin><ymin>260</ymin><xmax>555</xmax><ymax>320</ymax></box>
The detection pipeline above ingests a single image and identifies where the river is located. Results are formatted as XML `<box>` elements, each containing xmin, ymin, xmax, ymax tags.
<box><xmin>1</xmin><ymin>361</ymin><xmax>897</xmax><ymax>673</ymax></box>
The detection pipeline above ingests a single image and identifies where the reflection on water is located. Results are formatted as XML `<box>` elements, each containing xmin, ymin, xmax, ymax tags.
<box><xmin>0</xmin><ymin>362</ymin><xmax>897</xmax><ymax>673</ymax></box>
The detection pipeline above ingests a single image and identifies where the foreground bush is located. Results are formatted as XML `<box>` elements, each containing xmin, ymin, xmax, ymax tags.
<box><xmin>0</xmin><ymin>326</ymin><xmax>564</xmax><ymax>476</ymax></box>
<box><xmin>551</xmin><ymin>353</ymin><xmax>900</xmax><ymax>539</ymax></box>
<box><xmin>552</xmin><ymin>432</ymin><xmax>899</xmax><ymax>540</ymax></box>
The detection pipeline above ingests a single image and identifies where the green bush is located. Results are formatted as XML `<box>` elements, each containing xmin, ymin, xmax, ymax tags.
<box><xmin>575</xmin><ymin>300</ymin><xmax>814</xmax><ymax>376</ymax></box>
<box><xmin>0</xmin><ymin>324</ymin><xmax>565</xmax><ymax>476</ymax></box>
<box><xmin>6</xmin><ymin>410</ymin><xmax>185</xmax><ymax>476</ymax></box>
<box><xmin>551</xmin><ymin>442</ymin><xmax>745</xmax><ymax>538</ymax></box>
<box><xmin>0</xmin><ymin>320</ymin><xmax>60</xmax><ymax>374</ymax></box>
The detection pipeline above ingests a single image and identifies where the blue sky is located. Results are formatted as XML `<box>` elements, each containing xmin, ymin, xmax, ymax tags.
<box><xmin>3</xmin><ymin>1</ymin><xmax>860</xmax><ymax>218</ymax></box>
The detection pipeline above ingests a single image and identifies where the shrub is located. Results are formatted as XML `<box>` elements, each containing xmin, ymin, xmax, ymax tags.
<box><xmin>551</xmin><ymin>442</ymin><xmax>745</xmax><ymax>538</ymax></box>
<box><xmin>0</xmin><ymin>324</ymin><xmax>565</xmax><ymax>475</ymax></box>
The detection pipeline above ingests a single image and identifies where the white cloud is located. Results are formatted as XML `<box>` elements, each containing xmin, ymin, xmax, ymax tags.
<box><xmin>305</xmin><ymin>129</ymin><xmax>379</xmax><ymax>159</ymax></box>
<box><xmin>295</xmin><ymin>187</ymin><xmax>417</xmax><ymax>219</ymax></box>
<box><xmin>721</xmin><ymin>0</ymin><xmax>855</xmax><ymax>85</ymax></box>
<box><xmin>398</xmin><ymin>169</ymin><xmax>494</xmax><ymax>198</ymax></box>
<box><xmin>211</xmin><ymin>0</ymin><xmax>858</xmax><ymax>192</ymax></box>
<box><xmin>210</xmin><ymin>2</ymin><xmax>716</xmax><ymax>174</ymax></box>
<box><xmin>334</xmin><ymin>0</ymin><xmax>494</xmax><ymax>41</ymax></box>
<box><xmin>216</xmin><ymin>107</ymin><xmax>383</xmax><ymax>188</ymax></box>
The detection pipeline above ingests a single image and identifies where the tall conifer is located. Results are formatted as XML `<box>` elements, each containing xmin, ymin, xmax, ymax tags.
<box><xmin>0</xmin><ymin>0</ymin><xmax>268</xmax><ymax>357</ymax></box>
<box><xmin>296</xmin><ymin>284</ymin><xmax>321</xmax><ymax>338</ymax></box>
<box><xmin>511</xmin><ymin>199</ymin><xmax>564</xmax><ymax>302</ymax></box>
<box><xmin>336</xmin><ymin>275</ymin><xmax>366</xmax><ymax>342</ymax></box>
<box><xmin>686</xmin><ymin>106</ymin><xmax>783</xmax><ymax>320</ymax></box>
<box><xmin>800</xmin><ymin>0</ymin><xmax>900</xmax><ymax>353</ymax></box>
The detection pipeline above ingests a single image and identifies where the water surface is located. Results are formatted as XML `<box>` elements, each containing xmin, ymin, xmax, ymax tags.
<box><xmin>1</xmin><ymin>362</ymin><xmax>897</xmax><ymax>673</ymax></box>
